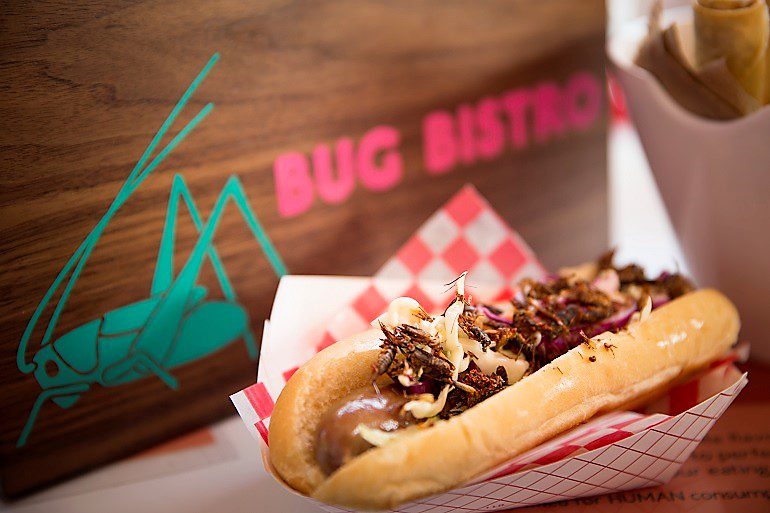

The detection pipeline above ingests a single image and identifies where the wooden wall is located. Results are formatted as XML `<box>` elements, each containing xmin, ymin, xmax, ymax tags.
<box><xmin>0</xmin><ymin>0</ymin><xmax>606</xmax><ymax>496</ymax></box>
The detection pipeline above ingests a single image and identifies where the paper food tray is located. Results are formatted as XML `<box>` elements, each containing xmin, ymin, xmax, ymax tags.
<box><xmin>231</xmin><ymin>185</ymin><xmax>747</xmax><ymax>512</ymax></box>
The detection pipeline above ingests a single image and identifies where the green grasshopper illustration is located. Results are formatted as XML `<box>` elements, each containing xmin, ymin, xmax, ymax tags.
<box><xmin>15</xmin><ymin>53</ymin><xmax>287</xmax><ymax>447</ymax></box>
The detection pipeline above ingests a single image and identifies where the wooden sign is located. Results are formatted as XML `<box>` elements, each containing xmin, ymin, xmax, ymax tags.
<box><xmin>0</xmin><ymin>0</ymin><xmax>606</xmax><ymax>496</ymax></box>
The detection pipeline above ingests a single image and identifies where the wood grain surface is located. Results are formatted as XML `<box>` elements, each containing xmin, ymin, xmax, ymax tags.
<box><xmin>0</xmin><ymin>0</ymin><xmax>606</xmax><ymax>497</ymax></box>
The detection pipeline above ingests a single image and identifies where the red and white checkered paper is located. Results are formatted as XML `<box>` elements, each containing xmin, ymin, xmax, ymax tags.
<box><xmin>231</xmin><ymin>185</ymin><xmax>748</xmax><ymax>512</ymax></box>
<box><xmin>317</xmin><ymin>185</ymin><xmax>546</xmax><ymax>354</ymax></box>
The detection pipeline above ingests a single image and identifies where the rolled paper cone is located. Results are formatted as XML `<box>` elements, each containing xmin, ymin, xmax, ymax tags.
<box><xmin>663</xmin><ymin>23</ymin><xmax>761</xmax><ymax>115</ymax></box>
<box><xmin>694</xmin><ymin>56</ymin><xmax>763</xmax><ymax>112</ymax></box>
<box><xmin>634</xmin><ymin>6</ymin><xmax>759</xmax><ymax>118</ymax></box>
<box><xmin>694</xmin><ymin>0</ymin><xmax>769</xmax><ymax>102</ymax></box>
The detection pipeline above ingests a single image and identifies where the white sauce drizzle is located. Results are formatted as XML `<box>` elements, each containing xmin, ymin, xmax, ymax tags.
<box><xmin>372</xmin><ymin>272</ymin><xmax>529</xmax><ymax>420</ymax></box>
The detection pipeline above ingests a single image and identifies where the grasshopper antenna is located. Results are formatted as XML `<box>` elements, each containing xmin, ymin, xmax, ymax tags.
<box><xmin>16</xmin><ymin>53</ymin><xmax>219</xmax><ymax>374</ymax></box>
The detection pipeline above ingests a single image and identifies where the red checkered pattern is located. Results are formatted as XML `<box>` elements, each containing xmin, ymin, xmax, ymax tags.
<box><xmin>489</xmin><ymin>239</ymin><xmax>527</xmax><ymax>278</ymax></box>
<box><xmin>403</xmin><ymin>284</ymin><xmax>437</xmax><ymax>313</ymax></box>
<box><xmin>319</xmin><ymin>185</ymin><xmax>545</xmax><ymax>350</ymax></box>
<box><xmin>238</xmin><ymin>382</ymin><xmax>274</xmax><ymax>445</ymax></box>
<box><xmin>444</xmin><ymin>186</ymin><xmax>484</xmax><ymax>226</ymax></box>
<box><xmin>475</xmin><ymin>412</ymin><xmax>658</xmax><ymax>480</ymax></box>
<box><xmin>398</xmin><ymin>237</ymin><xmax>433</xmax><ymax>274</ymax></box>
<box><xmin>351</xmin><ymin>286</ymin><xmax>389</xmax><ymax>324</ymax></box>
<box><xmin>243</xmin><ymin>382</ymin><xmax>273</xmax><ymax>419</ymax></box>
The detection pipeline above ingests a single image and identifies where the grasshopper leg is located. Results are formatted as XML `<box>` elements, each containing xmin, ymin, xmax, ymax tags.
<box><xmin>103</xmin><ymin>352</ymin><xmax>179</xmax><ymax>390</ymax></box>
<box><xmin>17</xmin><ymin>383</ymin><xmax>90</xmax><ymax>447</ymax></box>
<box><xmin>242</xmin><ymin>330</ymin><xmax>258</xmax><ymax>360</ymax></box>
<box><xmin>133</xmin><ymin>353</ymin><xmax>179</xmax><ymax>390</ymax></box>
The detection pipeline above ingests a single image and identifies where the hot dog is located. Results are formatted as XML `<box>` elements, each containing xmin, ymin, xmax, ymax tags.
<box><xmin>268</xmin><ymin>254</ymin><xmax>740</xmax><ymax>510</ymax></box>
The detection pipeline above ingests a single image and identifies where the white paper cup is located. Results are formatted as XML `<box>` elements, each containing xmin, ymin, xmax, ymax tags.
<box><xmin>608</xmin><ymin>6</ymin><xmax>770</xmax><ymax>362</ymax></box>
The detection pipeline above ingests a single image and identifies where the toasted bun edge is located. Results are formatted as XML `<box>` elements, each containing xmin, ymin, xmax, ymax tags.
<box><xmin>271</xmin><ymin>289</ymin><xmax>739</xmax><ymax>509</ymax></box>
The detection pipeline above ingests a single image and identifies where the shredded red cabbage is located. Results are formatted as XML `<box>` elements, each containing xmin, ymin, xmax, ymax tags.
<box><xmin>540</xmin><ymin>304</ymin><xmax>637</xmax><ymax>357</ymax></box>
<box><xmin>479</xmin><ymin>305</ymin><xmax>513</xmax><ymax>326</ymax></box>
<box><xmin>594</xmin><ymin>304</ymin><xmax>637</xmax><ymax>333</ymax></box>
<box><xmin>404</xmin><ymin>381</ymin><xmax>433</xmax><ymax>396</ymax></box>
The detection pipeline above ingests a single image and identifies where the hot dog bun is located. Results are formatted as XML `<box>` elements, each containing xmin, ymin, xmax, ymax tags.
<box><xmin>269</xmin><ymin>289</ymin><xmax>739</xmax><ymax>510</ymax></box>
